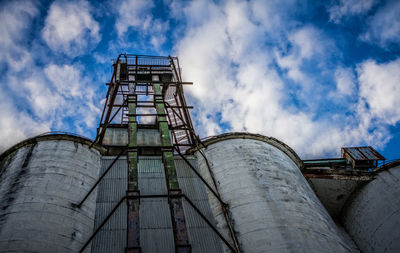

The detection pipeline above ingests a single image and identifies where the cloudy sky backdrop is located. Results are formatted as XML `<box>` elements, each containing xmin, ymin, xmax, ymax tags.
<box><xmin>1</xmin><ymin>0</ymin><xmax>399</xmax><ymax>159</ymax></box>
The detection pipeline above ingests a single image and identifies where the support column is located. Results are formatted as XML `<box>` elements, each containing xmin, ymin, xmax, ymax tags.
<box><xmin>154</xmin><ymin>84</ymin><xmax>191</xmax><ymax>253</ymax></box>
<box><xmin>126</xmin><ymin>94</ymin><xmax>141</xmax><ymax>253</ymax></box>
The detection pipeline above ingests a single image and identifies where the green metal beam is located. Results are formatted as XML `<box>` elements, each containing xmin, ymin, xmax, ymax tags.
<box><xmin>127</xmin><ymin>93</ymin><xmax>140</xmax><ymax>252</ymax></box>
<box><xmin>154</xmin><ymin>83</ymin><xmax>179</xmax><ymax>189</ymax></box>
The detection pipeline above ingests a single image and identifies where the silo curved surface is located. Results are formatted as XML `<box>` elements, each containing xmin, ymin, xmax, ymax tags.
<box><xmin>0</xmin><ymin>135</ymin><xmax>103</xmax><ymax>252</ymax></box>
<box><xmin>193</xmin><ymin>133</ymin><xmax>352</xmax><ymax>253</ymax></box>
<box><xmin>342</xmin><ymin>162</ymin><xmax>400</xmax><ymax>253</ymax></box>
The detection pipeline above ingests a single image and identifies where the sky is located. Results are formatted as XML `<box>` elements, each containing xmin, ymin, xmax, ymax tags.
<box><xmin>0</xmin><ymin>0</ymin><xmax>399</xmax><ymax>160</ymax></box>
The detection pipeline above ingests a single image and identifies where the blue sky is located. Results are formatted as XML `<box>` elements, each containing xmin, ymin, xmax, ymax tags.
<box><xmin>0</xmin><ymin>0</ymin><xmax>399</xmax><ymax>160</ymax></box>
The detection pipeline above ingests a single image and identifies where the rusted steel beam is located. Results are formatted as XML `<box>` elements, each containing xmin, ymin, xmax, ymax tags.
<box><xmin>127</xmin><ymin>192</ymin><xmax>140</xmax><ymax>253</ymax></box>
<box><xmin>169</xmin><ymin>190</ymin><xmax>191</xmax><ymax>253</ymax></box>
<box><xmin>100</xmin><ymin>81</ymin><xmax>120</xmax><ymax>142</ymax></box>
<box><xmin>98</xmin><ymin>60</ymin><xmax>118</xmax><ymax>135</ymax></box>
<box><xmin>90</xmin><ymin>99</ymin><xmax>127</xmax><ymax>148</ymax></box>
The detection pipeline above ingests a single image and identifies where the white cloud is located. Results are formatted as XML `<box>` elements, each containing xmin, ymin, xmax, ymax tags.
<box><xmin>361</xmin><ymin>0</ymin><xmax>400</xmax><ymax>47</ymax></box>
<box><xmin>115</xmin><ymin>0</ymin><xmax>152</xmax><ymax>35</ymax></box>
<box><xmin>115</xmin><ymin>0</ymin><xmax>168</xmax><ymax>49</ymax></box>
<box><xmin>42</xmin><ymin>0</ymin><xmax>100</xmax><ymax>57</ymax></box>
<box><xmin>290</xmin><ymin>26</ymin><xmax>325</xmax><ymax>59</ymax></box>
<box><xmin>45</xmin><ymin>64</ymin><xmax>83</xmax><ymax>97</ymax></box>
<box><xmin>42</xmin><ymin>63</ymin><xmax>101</xmax><ymax>128</ymax></box>
<box><xmin>334</xmin><ymin>66</ymin><xmax>356</xmax><ymax>96</ymax></box>
<box><xmin>0</xmin><ymin>91</ymin><xmax>50</xmax><ymax>153</ymax></box>
<box><xmin>1</xmin><ymin>63</ymin><xmax>102</xmax><ymax>153</ymax></box>
<box><xmin>357</xmin><ymin>58</ymin><xmax>400</xmax><ymax>125</ymax></box>
<box><xmin>176</xmin><ymin>1</ymin><xmax>326</xmax><ymax>155</ymax></box>
<box><xmin>328</xmin><ymin>0</ymin><xmax>377</xmax><ymax>23</ymax></box>
<box><xmin>250</xmin><ymin>0</ymin><xmax>296</xmax><ymax>35</ymax></box>
<box><xmin>1</xmin><ymin>62</ymin><xmax>102</xmax><ymax>152</ymax></box>
<box><xmin>174</xmin><ymin>0</ymin><xmax>396</xmax><ymax>158</ymax></box>
<box><xmin>22</xmin><ymin>74</ymin><xmax>65</xmax><ymax>117</ymax></box>
<box><xmin>0</xmin><ymin>0</ymin><xmax>102</xmax><ymax>152</ymax></box>
<box><xmin>0</xmin><ymin>0</ymin><xmax>38</xmax><ymax>47</ymax></box>
<box><xmin>0</xmin><ymin>0</ymin><xmax>38</xmax><ymax>71</ymax></box>
<box><xmin>275</xmin><ymin>26</ymin><xmax>326</xmax><ymax>84</ymax></box>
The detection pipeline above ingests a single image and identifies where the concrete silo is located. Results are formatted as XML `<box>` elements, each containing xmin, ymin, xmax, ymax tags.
<box><xmin>342</xmin><ymin>161</ymin><xmax>400</xmax><ymax>253</ymax></box>
<box><xmin>0</xmin><ymin>134</ymin><xmax>103</xmax><ymax>252</ymax></box>
<box><xmin>190</xmin><ymin>133</ymin><xmax>353</xmax><ymax>253</ymax></box>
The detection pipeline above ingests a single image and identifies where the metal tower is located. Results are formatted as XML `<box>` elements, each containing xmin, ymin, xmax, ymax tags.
<box><xmin>80</xmin><ymin>54</ymin><xmax>238</xmax><ymax>252</ymax></box>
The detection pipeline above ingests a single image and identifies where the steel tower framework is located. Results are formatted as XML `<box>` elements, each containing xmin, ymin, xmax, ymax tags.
<box><xmin>77</xmin><ymin>54</ymin><xmax>239</xmax><ymax>253</ymax></box>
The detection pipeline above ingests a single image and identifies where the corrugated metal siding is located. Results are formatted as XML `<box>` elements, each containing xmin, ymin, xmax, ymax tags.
<box><xmin>91</xmin><ymin>156</ymin><xmax>223</xmax><ymax>253</ymax></box>
<box><xmin>138</xmin><ymin>157</ymin><xmax>175</xmax><ymax>253</ymax></box>
<box><xmin>175</xmin><ymin>157</ymin><xmax>224</xmax><ymax>253</ymax></box>
<box><xmin>91</xmin><ymin>157</ymin><xmax>127</xmax><ymax>253</ymax></box>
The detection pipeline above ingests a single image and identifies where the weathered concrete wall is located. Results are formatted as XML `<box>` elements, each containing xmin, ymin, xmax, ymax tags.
<box><xmin>0</xmin><ymin>139</ymin><xmax>101</xmax><ymax>252</ymax></box>
<box><xmin>194</xmin><ymin>134</ymin><xmax>353</xmax><ymax>253</ymax></box>
<box><xmin>343</xmin><ymin>164</ymin><xmax>400</xmax><ymax>253</ymax></box>
<box><xmin>308</xmin><ymin>178</ymin><xmax>362</xmax><ymax>218</ymax></box>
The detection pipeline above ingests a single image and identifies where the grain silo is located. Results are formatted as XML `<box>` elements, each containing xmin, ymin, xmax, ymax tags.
<box><xmin>0</xmin><ymin>135</ymin><xmax>103</xmax><ymax>252</ymax></box>
<box><xmin>0</xmin><ymin>54</ymin><xmax>399</xmax><ymax>253</ymax></box>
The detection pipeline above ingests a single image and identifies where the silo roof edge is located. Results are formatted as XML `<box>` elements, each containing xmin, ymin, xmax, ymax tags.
<box><xmin>187</xmin><ymin>132</ymin><xmax>303</xmax><ymax>168</ymax></box>
<box><xmin>0</xmin><ymin>133</ymin><xmax>106</xmax><ymax>161</ymax></box>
